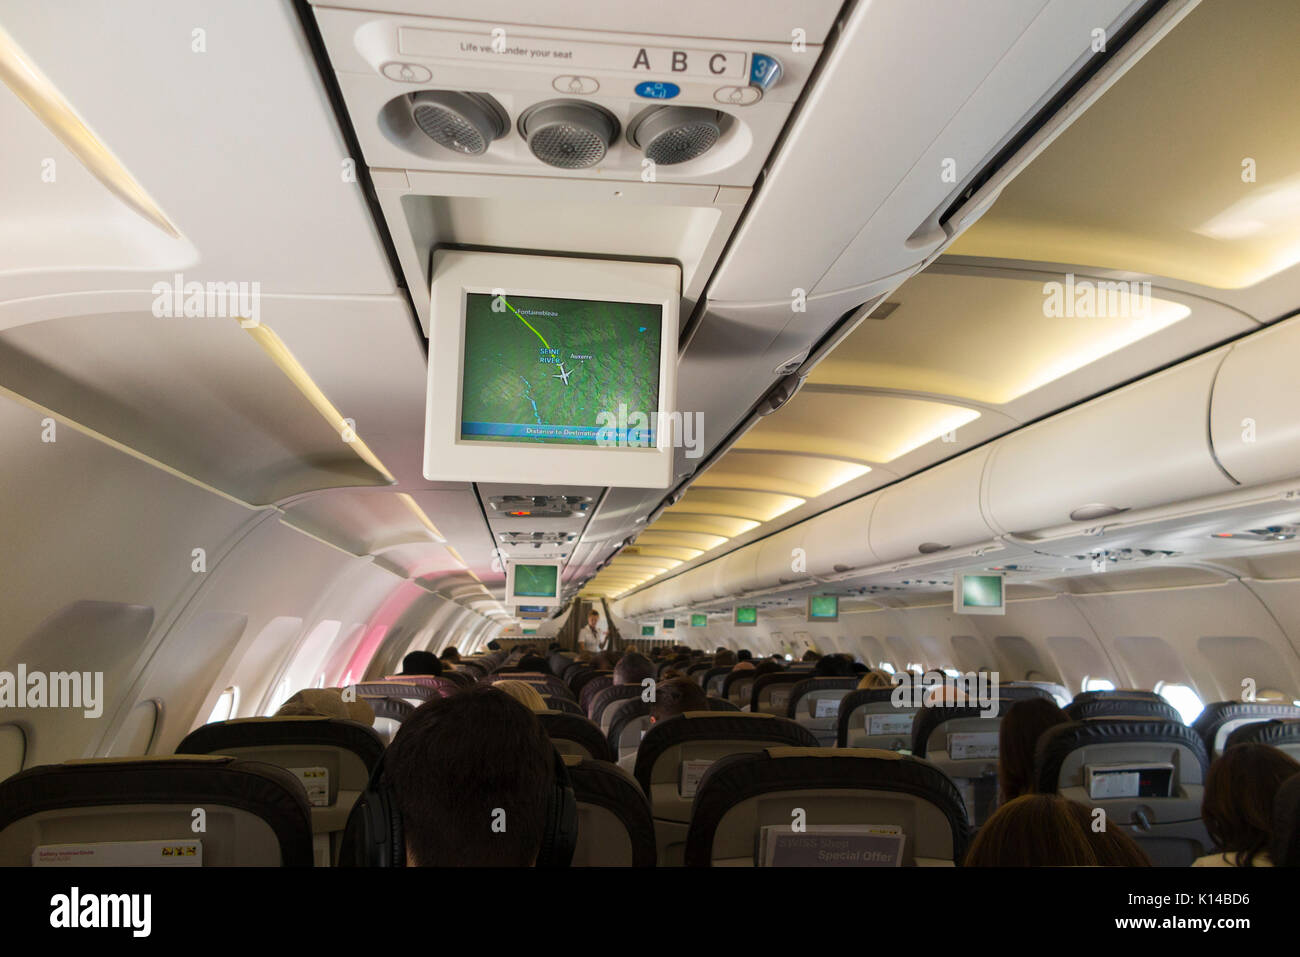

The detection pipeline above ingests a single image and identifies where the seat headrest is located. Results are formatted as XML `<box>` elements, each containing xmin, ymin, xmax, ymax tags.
<box><xmin>537</xmin><ymin>710</ymin><xmax>615</xmax><ymax>763</ymax></box>
<box><xmin>606</xmin><ymin>699</ymin><xmax>652</xmax><ymax>750</ymax></box>
<box><xmin>683</xmin><ymin>748</ymin><xmax>970</xmax><ymax>867</ymax></box>
<box><xmin>1065</xmin><ymin>696</ymin><xmax>1181</xmax><ymax>722</ymax></box>
<box><xmin>1070</xmin><ymin>689</ymin><xmax>1163</xmax><ymax>707</ymax></box>
<box><xmin>911</xmin><ymin>705</ymin><xmax>994</xmax><ymax>757</ymax></box>
<box><xmin>1225</xmin><ymin>718</ymin><xmax>1300</xmax><ymax>750</ymax></box>
<box><xmin>785</xmin><ymin>677</ymin><xmax>859</xmax><ymax>716</ymax></box>
<box><xmin>177</xmin><ymin>717</ymin><xmax>385</xmax><ymax>770</ymax></box>
<box><xmin>1193</xmin><ymin>701</ymin><xmax>1300</xmax><ymax>753</ymax></box>
<box><xmin>1033</xmin><ymin>719</ymin><xmax>1209</xmax><ymax>793</ymax></box>
<box><xmin>564</xmin><ymin>757</ymin><xmax>656</xmax><ymax>867</ymax></box>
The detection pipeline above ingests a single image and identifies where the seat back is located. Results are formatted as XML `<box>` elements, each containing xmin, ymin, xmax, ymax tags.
<box><xmin>606</xmin><ymin>699</ymin><xmax>653</xmax><ymax>766</ymax></box>
<box><xmin>1194</xmin><ymin>702</ymin><xmax>1300</xmax><ymax>757</ymax></box>
<box><xmin>543</xmin><ymin>695</ymin><xmax>585</xmax><ymax>716</ymax></box>
<box><xmin>1035</xmin><ymin>718</ymin><xmax>1210</xmax><ymax>866</ymax></box>
<box><xmin>177</xmin><ymin>716</ymin><xmax>384</xmax><ymax>866</ymax></box>
<box><xmin>589</xmin><ymin>684</ymin><xmax>645</xmax><ymax>729</ymax></box>
<box><xmin>1065</xmin><ymin>695</ymin><xmax>1182</xmax><ymax>723</ymax></box>
<box><xmin>0</xmin><ymin>756</ymin><xmax>312</xmax><ymax>866</ymax></box>
<box><xmin>569</xmin><ymin>668</ymin><xmax>609</xmax><ymax>700</ymax></box>
<box><xmin>1070</xmin><ymin>689</ymin><xmax>1163</xmax><ymax>708</ymax></box>
<box><xmin>563</xmin><ymin>755</ymin><xmax>656</xmax><ymax>867</ymax></box>
<box><xmin>703</xmin><ymin>667</ymin><xmax>731</xmax><ymax>696</ymax></box>
<box><xmin>355</xmin><ymin>681</ymin><xmax>443</xmax><ymax>709</ymax></box>
<box><xmin>358</xmin><ymin>695</ymin><xmax>414</xmax><ymax>744</ymax></box>
<box><xmin>381</xmin><ymin>674</ymin><xmax>458</xmax><ymax>694</ymax></box>
<box><xmin>707</xmin><ymin>696</ymin><xmax>741</xmax><ymax>712</ymax></box>
<box><xmin>722</xmin><ymin>669</ymin><xmax>760</xmax><ymax>708</ymax></box>
<box><xmin>685</xmin><ymin>748</ymin><xmax>970</xmax><ymax>866</ymax></box>
<box><xmin>485</xmin><ymin>671</ymin><xmax>571</xmax><ymax>700</ymax></box>
<box><xmin>537</xmin><ymin>711</ymin><xmax>615</xmax><ymax>763</ymax></box>
<box><xmin>578</xmin><ymin>674</ymin><xmax>615</xmax><ymax>714</ymax></box>
<box><xmin>836</xmin><ymin>688</ymin><xmax>918</xmax><ymax>751</ymax></box>
<box><xmin>750</xmin><ymin>673</ymin><xmax>807</xmax><ymax>715</ymax></box>
<box><xmin>785</xmin><ymin>677</ymin><xmax>859</xmax><ymax>745</ymax></box>
<box><xmin>687</xmin><ymin>662</ymin><xmax>712</xmax><ymax>684</ymax></box>
<box><xmin>633</xmin><ymin>712</ymin><xmax>819</xmax><ymax>865</ymax></box>
<box><xmin>911</xmin><ymin>705</ymin><xmax>1006</xmax><ymax>827</ymax></box>
<box><xmin>1224</xmin><ymin>718</ymin><xmax>1300</xmax><ymax>758</ymax></box>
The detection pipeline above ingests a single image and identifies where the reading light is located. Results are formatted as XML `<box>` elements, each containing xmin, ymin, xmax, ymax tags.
<box><xmin>0</xmin><ymin>24</ymin><xmax>179</xmax><ymax>238</ymax></box>
<box><xmin>239</xmin><ymin>321</ymin><xmax>395</xmax><ymax>483</ymax></box>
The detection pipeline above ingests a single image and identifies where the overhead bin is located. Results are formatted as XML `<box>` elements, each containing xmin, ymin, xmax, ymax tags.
<box><xmin>985</xmin><ymin>352</ymin><xmax>1234</xmax><ymax>538</ymax></box>
<box><xmin>752</xmin><ymin>524</ymin><xmax>811</xmax><ymax>591</ymax></box>
<box><xmin>869</xmin><ymin>448</ymin><xmax>994</xmax><ymax>563</ymax></box>
<box><xmin>710</xmin><ymin>547</ymin><xmax>758</xmax><ymax>599</ymax></box>
<box><xmin>707</xmin><ymin>0</ymin><xmax>1158</xmax><ymax>304</ymax></box>
<box><xmin>802</xmin><ymin>493</ymin><xmax>881</xmax><ymax>578</ymax></box>
<box><xmin>1210</xmin><ymin>316</ymin><xmax>1300</xmax><ymax>488</ymax></box>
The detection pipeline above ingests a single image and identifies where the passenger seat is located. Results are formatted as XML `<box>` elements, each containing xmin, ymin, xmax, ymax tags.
<box><xmin>564</xmin><ymin>755</ymin><xmax>656</xmax><ymax>867</ymax></box>
<box><xmin>785</xmin><ymin>677</ymin><xmax>858</xmax><ymax>744</ymax></box>
<box><xmin>1194</xmin><ymin>702</ymin><xmax>1300</xmax><ymax>758</ymax></box>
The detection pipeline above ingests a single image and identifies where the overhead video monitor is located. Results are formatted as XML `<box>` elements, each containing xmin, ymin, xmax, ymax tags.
<box><xmin>953</xmin><ymin>573</ymin><xmax>1005</xmax><ymax>616</ymax></box>
<box><xmin>690</xmin><ymin>613</ymin><xmax>708</xmax><ymax>627</ymax></box>
<box><xmin>505</xmin><ymin>560</ymin><xmax>563</xmax><ymax>609</ymax></box>
<box><xmin>662</xmin><ymin>618</ymin><xmax>675</xmax><ymax>630</ymax></box>
<box><xmin>424</xmin><ymin>250</ymin><xmax>681</xmax><ymax>488</ymax></box>
<box><xmin>735</xmin><ymin>606</ymin><xmax>757</xmax><ymax>627</ymax></box>
<box><xmin>808</xmin><ymin>595</ymin><xmax>838</xmax><ymax>622</ymax></box>
<box><xmin>641</xmin><ymin>625</ymin><xmax>655</xmax><ymax>637</ymax></box>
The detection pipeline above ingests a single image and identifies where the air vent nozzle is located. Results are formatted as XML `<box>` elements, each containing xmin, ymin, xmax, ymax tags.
<box><xmin>409</xmin><ymin>91</ymin><xmax>508</xmax><ymax>156</ymax></box>
<box><xmin>628</xmin><ymin>107</ymin><xmax>724</xmax><ymax>165</ymax></box>
<box><xmin>519</xmin><ymin>100</ymin><xmax>619</xmax><ymax>169</ymax></box>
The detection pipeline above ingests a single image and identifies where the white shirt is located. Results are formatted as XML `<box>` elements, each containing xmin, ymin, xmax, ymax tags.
<box><xmin>579</xmin><ymin>622</ymin><xmax>605</xmax><ymax>652</ymax></box>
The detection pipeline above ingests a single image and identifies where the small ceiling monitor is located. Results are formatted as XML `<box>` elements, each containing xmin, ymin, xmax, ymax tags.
<box><xmin>735</xmin><ymin>606</ymin><xmax>757</xmax><ymax>627</ymax></box>
<box><xmin>424</xmin><ymin>250</ymin><xmax>681</xmax><ymax>488</ymax></box>
<box><xmin>641</xmin><ymin>625</ymin><xmax>655</xmax><ymax>637</ymax></box>
<box><xmin>505</xmin><ymin>560</ymin><xmax>563</xmax><ymax>609</ymax></box>
<box><xmin>808</xmin><ymin>595</ymin><xmax>838</xmax><ymax>622</ymax></box>
<box><xmin>953</xmin><ymin>573</ymin><xmax>1005</xmax><ymax>616</ymax></box>
<box><xmin>690</xmin><ymin>613</ymin><xmax>708</xmax><ymax>627</ymax></box>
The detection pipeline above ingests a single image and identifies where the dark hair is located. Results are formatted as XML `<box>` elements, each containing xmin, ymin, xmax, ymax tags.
<box><xmin>714</xmin><ymin>649</ymin><xmax>736</xmax><ymax>668</ymax></box>
<box><xmin>440</xmin><ymin>646</ymin><xmax>461</xmax><ymax>662</ymax></box>
<box><xmin>387</xmin><ymin>687</ymin><xmax>555</xmax><ymax>866</ymax></box>
<box><xmin>587</xmin><ymin>609</ymin><xmax>600</xmax><ymax>619</ymax></box>
<box><xmin>801</xmin><ymin>650</ymin><xmax>821</xmax><ymax>662</ymax></box>
<box><xmin>998</xmin><ymin>697</ymin><xmax>1068</xmax><ymax>804</ymax></box>
<box><xmin>812</xmin><ymin>653</ymin><xmax>855</xmax><ymax>677</ymax></box>
<box><xmin>401</xmin><ymin>651</ymin><xmax>443</xmax><ymax>676</ymax></box>
<box><xmin>517</xmin><ymin>654</ymin><xmax>552</xmax><ymax>675</ymax></box>
<box><xmin>736</xmin><ymin>649</ymin><xmax>753</xmax><ymax>661</ymax></box>
<box><xmin>752</xmin><ymin>659</ymin><xmax>782</xmax><ymax>677</ymax></box>
<box><xmin>653</xmin><ymin>677</ymin><xmax>709</xmax><ymax>723</ymax></box>
<box><xmin>965</xmin><ymin>794</ymin><xmax>1151</xmax><ymax>866</ymax></box>
<box><xmin>486</xmin><ymin>640</ymin><xmax>501</xmax><ymax>651</ymax></box>
<box><xmin>614</xmin><ymin>652</ymin><xmax>655</xmax><ymax>686</ymax></box>
<box><xmin>1202</xmin><ymin>743</ymin><xmax>1300</xmax><ymax>866</ymax></box>
<box><xmin>591</xmin><ymin>651</ymin><xmax>619</xmax><ymax>671</ymax></box>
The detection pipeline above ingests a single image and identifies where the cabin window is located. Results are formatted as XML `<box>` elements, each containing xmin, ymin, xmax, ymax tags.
<box><xmin>906</xmin><ymin>662</ymin><xmax>923</xmax><ymax>675</ymax></box>
<box><xmin>879</xmin><ymin>662</ymin><xmax>896</xmax><ymax>674</ymax></box>
<box><xmin>1081</xmin><ymin>676</ymin><xmax>1115</xmax><ymax>692</ymax></box>
<box><xmin>941</xmin><ymin>667</ymin><xmax>961</xmax><ymax>678</ymax></box>
<box><xmin>207</xmin><ymin>686</ymin><xmax>239</xmax><ymax>724</ymax></box>
<box><xmin>1154</xmin><ymin>682</ymin><xmax>1204</xmax><ymax>724</ymax></box>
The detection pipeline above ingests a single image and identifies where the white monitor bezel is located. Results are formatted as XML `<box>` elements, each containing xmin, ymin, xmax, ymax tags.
<box><xmin>952</xmin><ymin>572</ymin><xmax>1006</xmax><ymax>616</ymax></box>
<box><xmin>504</xmin><ymin>559</ymin><xmax>564</xmax><ymax>609</ymax></box>
<box><xmin>424</xmin><ymin>249</ymin><xmax>681</xmax><ymax>488</ymax></box>
<box><xmin>807</xmin><ymin>595</ymin><xmax>839</xmax><ymax>622</ymax></box>
<box><xmin>734</xmin><ymin>605</ymin><xmax>758</xmax><ymax>627</ymax></box>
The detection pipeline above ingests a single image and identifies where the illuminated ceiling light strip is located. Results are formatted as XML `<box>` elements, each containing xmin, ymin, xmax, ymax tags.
<box><xmin>396</xmin><ymin>492</ymin><xmax>446</xmax><ymax>542</ymax></box>
<box><xmin>0</xmin><ymin>25</ymin><xmax>180</xmax><ymax>238</ymax></box>
<box><xmin>240</xmin><ymin>321</ymin><xmax>395</xmax><ymax>483</ymax></box>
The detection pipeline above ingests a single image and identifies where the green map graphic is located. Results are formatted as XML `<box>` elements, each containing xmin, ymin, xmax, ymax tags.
<box><xmin>460</xmin><ymin>292</ymin><xmax>662</xmax><ymax>446</ymax></box>
<box><xmin>512</xmin><ymin>563</ymin><xmax>559</xmax><ymax>598</ymax></box>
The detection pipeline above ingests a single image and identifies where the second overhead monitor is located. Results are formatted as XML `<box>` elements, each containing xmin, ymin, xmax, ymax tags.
<box><xmin>424</xmin><ymin>250</ymin><xmax>681</xmax><ymax>488</ymax></box>
<box><xmin>505</xmin><ymin>560</ymin><xmax>563</xmax><ymax>609</ymax></box>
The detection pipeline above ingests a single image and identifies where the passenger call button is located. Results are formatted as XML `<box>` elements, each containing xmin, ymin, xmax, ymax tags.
<box><xmin>553</xmin><ymin>75</ymin><xmax>600</xmax><ymax>94</ymax></box>
<box><xmin>381</xmin><ymin>62</ymin><xmax>432</xmax><ymax>83</ymax></box>
<box><xmin>713</xmin><ymin>85</ymin><xmax>762</xmax><ymax>106</ymax></box>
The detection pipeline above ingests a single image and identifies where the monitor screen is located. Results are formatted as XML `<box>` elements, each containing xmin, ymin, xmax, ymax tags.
<box><xmin>690</xmin><ymin>613</ymin><xmax>707</xmax><ymax>627</ymax></box>
<box><xmin>954</xmin><ymin>573</ymin><xmax>1005</xmax><ymax>615</ymax></box>
<box><xmin>515</xmin><ymin>605</ymin><xmax>548</xmax><ymax>613</ymax></box>
<box><xmin>641</xmin><ymin>625</ymin><xmax>655</xmax><ymax>637</ymax></box>
<box><xmin>662</xmin><ymin>617</ymin><xmax>675</xmax><ymax>630</ymax></box>
<box><xmin>735</xmin><ymin>606</ymin><xmax>757</xmax><ymax>626</ymax></box>
<box><xmin>460</xmin><ymin>292</ymin><xmax>662</xmax><ymax>447</ymax></box>
<box><xmin>511</xmin><ymin>564</ymin><xmax>559</xmax><ymax>599</ymax></box>
<box><xmin>808</xmin><ymin>595</ymin><xmax>838</xmax><ymax>621</ymax></box>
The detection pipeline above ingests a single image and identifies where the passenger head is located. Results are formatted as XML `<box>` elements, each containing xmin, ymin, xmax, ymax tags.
<box><xmin>614</xmin><ymin>652</ymin><xmax>655</xmax><ymax>686</ymax></box>
<box><xmin>590</xmin><ymin>651</ymin><xmax>618</xmax><ymax>671</ymax></box>
<box><xmin>997</xmin><ymin>697</ymin><xmax>1069</xmax><ymax>804</ymax></box>
<box><xmin>857</xmin><ymin>669</ymin><xmax>893</xmax><ymax>690</ymax></box>
<box><xmin>714</xmin><ymin>649</ymin><xmax>736</xmax><ymax>669</ymax></box>
<box><xmin>737</xmin><ymin>649</ymin><xmax>753</xmax><ymax>662</ymax></box>
<box><xmin>801</xmin><ymin>650</ymin><xmax>821</xmax><ymax>662</ymax></box>
<box><xmin>812</xmin><ymin>653</ymin><xmax>855</xmax><ymax>677</ymax></box>
<box><xmin>1202</xmin><ymin>743</ymin><xmax>1300</xmax><ymax>866</ymax></box>
<box><xmin>401</xmin><ymin>651</ymin><xmax>443</xmax><ymax>677</ymax></box>
<box><xmin>439</xmin><ymin>646</ymin><xmax>461</xmax><ymax>662</ymax></box>
<box><xmin>752</xmin><ymin>659</ymin><xmax>782</xmax><ymax>677</ymax></box>
<box><xmin>486</xmin><ymin>640</ymin><xmax>501</xmax><ymax>651</ymax></box>
<box><xmin>274</xmin><ymin>688</ymin><xmax>375</xmax><ymax>725</ymax></box>
<box><xmin>387</xmin><ymin>687</ymin><xmax>555</xmax><ymax>866</ymax></box>
<box><xmin>652</xmin><ymin>677</ymin><xmax>709</xmax><ymax>723</ymax></box>
<box><xmin>516</xmin><ymin>654</ymin><xmax>552</xmax><ymax>675</ymax></box>
<box><xmin>493</xmin><ymin>680</ymin><xmax>549</xmax><ymax>713</ymax></box>
<box><xmin>964</xmin><ymin>794</ymin><xmax>1151</xmax><ymax>866</ymax></box>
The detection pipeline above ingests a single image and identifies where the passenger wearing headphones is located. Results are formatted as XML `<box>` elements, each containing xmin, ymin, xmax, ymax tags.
<box><xmin>381</xmin><ymin>686</ymin><xmax>574</xmax><ymax>866</ymax></box>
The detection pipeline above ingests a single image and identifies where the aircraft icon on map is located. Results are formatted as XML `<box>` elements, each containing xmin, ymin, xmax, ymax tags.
<box><xmin>552</xmin><ymin>364</ymin><xmax>573</xmax><ymax>385</ymax></box>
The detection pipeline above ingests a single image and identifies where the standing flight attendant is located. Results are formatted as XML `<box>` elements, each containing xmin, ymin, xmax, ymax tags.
<box><xmin>579</xmin><ymin>609</ymin><xmax>606</xmax><ymax>653</ymax></box>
